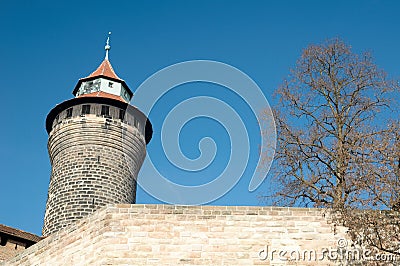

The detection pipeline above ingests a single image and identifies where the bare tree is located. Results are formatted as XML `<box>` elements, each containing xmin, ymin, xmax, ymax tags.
<box><xmin>267</xmin><ymin>38</ymin><xmax>400</xmax><ymax>255</ymax></box>
<box><xmin>342</xmin><ymin>121</ymin><xmax>400</xmax><ymax>255</ymax></box>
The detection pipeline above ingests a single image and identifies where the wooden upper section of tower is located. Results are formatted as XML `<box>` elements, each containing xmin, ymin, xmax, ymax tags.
<box><xmin>72</xmin><ymin>33</ymin><xmax>133</xmax><ymax>102</ymax></box>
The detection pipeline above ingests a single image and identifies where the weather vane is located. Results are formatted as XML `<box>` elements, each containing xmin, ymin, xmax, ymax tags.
<box><xmin>105</xmin><ymin>31</ymin><xmax>111</xmax><ymax>60</ymax></box>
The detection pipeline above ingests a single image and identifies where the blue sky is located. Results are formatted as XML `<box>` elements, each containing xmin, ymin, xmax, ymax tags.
<box><xmin>1</xmin><ymin>0</ymin><xmax>399</xmax><ymax>236</ymax></box>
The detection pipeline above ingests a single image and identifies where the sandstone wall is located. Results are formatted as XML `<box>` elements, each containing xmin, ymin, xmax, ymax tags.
<box><xmin>43</xmin><ymin>103</ymin><xmax>147</xmax><ymax>236</ymax></box>
<box><xmin>5</xmin><ymin>204</ymin><xmax>349</xmax><ymax>265</ymax></box>
<box><xmin>0</xmin><ymin>240</ymin><xmax>26</xmax><ymax>263</ymax></box>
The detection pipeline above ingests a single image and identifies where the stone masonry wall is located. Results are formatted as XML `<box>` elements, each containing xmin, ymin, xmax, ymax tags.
<box><xmin>43</xmin><ymin>104</ymin><xmax>147</xmax><ymax>236</ymax></box>
<box><xmin>0</xmin><ymin>240</ymin><xmax>26</xmax><ymax>263</ymax></box>
<box><xmin>6</xmin><ymin>204</ymin><xmax>349</xmax><ymax>265</ymax></box>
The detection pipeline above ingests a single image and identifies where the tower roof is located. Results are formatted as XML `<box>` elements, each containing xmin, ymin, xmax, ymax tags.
<box><xmin>86</xmin><ymin>58</ymin><xmax>123</xmax><ymax>81</ymax></box>
<box><xmin>72</xmin><ymin>32</ymin><xmax>133</xmax><ymax>100</ymax></box>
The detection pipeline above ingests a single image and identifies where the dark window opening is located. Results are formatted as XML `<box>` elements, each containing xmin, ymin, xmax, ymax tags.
<box><xmin>0</xmin><ymin>237</ymin><xmax>7</xmax><ymax>246</ymax></box>
<box><xmin>101</xmin><ymin>105</ymin><xmax>109</xmax><ymax>116</ymax></box>
<box><xmin>119</xmin><ymin>109</ymin><xmax>125</xmax><ymax>121</ymax></box>
<box><xmin>66</xmin><ymin>108</ymin><xmax>73</xmax><ymax>118</ymax></box>
<box><xmin>82</xmin><ymin>105</ymin><xmax>91</xmax><ymax>115</ymax></box>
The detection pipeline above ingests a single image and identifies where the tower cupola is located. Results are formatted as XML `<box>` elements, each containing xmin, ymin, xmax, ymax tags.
<box><xmin>72</xmin><ymin>32</ymin><xmax>133</xmax><ymax>102</ymax></box>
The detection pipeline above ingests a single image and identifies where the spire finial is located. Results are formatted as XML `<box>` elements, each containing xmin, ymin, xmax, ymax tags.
<box><xmin>105</xmin><ymin>32</ymin><xmax>111</xmax><ymax>60</ymax></box>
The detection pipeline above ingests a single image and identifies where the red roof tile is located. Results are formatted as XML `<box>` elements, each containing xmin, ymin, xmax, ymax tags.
<box><xmin>73</xmin><ymin>58</ymin><xmax>133</xmax><ymax>99</ymax></box>
<box><xmin>0</xmin><ymin>224</ymin><xmax>43</xmax><ymax>243</ymax></box>
<box><xmin>86</xmin><ymin>59</ymin><xmax>122</xmax><ymax>81</ymax></box>
<box><xmin>77</xmin><ymin>91</ymin><xmax>128</xmax><ymax>103</ymax></box>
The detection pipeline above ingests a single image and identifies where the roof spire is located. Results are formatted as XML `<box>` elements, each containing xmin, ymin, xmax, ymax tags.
<box><xmin>105</xmin><ymin>32</ymin><xmax>111</xmax><ymax>60</ymax></box>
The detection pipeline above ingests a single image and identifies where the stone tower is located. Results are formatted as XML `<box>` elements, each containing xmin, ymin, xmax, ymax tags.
<box><xmin>42</xmin><ymin>35</ymin><xmax>152</xmax><ymax>236</ymax></box>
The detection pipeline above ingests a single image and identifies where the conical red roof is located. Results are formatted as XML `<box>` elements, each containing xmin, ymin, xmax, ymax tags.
<box><xmin>73</xmin><ymin>58</ymin><xmax>133</xmax><ymax>99</ymax></box>
<box><xmin>86</xmin><ymin>59</ymin><xmax>122</xmax><ymax>80</ymax></box>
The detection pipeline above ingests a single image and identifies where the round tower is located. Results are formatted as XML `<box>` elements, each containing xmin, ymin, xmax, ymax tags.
<box><xmin>42</xmin><ymin>35</ymin><xmax>152</xmax><ymax>236</ymax></box>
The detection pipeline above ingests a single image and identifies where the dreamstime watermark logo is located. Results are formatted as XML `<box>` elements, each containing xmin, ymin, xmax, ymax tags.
<box><xmin>258</xmin><ymin>238</ymin><xmax>400</xmax><ymax>262</ymax></box>
<box><xmin>125</xmin><ymin>60</ymin><xmax>276</xmax><ymax>204</ymax></box>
